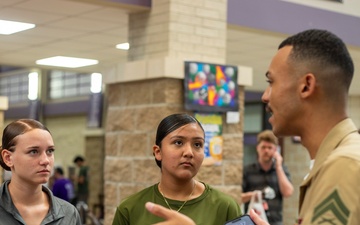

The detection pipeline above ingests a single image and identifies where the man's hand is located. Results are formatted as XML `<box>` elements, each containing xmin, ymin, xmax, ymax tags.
<box><xmin>145</xmin><ymin>202</ymin><xmax>196</xmax><ymax>225</ymax></box>
<box><xmin>272</xmin><ymin>151</ymin><xmax>283</xmax><ymax>167</ymax></box>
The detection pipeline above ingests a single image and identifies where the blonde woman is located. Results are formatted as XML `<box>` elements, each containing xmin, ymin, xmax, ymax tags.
<box><xmin>0</xmin><ymin>119</ymin><xmax>81</xmax><ymax>224</ymax></box>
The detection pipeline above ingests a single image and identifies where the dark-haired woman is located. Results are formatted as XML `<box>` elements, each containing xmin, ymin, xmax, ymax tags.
<box><xmin>112</xmin><ymin>113</ymin><xmax>241</xmax><ymax>225</ymax></box>
<box><xmin>0</xmin><ymin>119</ymin><xmax>81</xmax><ymax>224</ymax></box>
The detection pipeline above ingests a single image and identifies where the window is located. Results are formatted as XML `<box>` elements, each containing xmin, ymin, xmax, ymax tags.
<box><xmin>48</xmin><ymin>70</ymin><xmax>91</xmax><ymax>99</ymax></box>
<box><xmin>0</xmin><ymin>72</ymin><xmax>28</xmax><ymax>104</ymax></box>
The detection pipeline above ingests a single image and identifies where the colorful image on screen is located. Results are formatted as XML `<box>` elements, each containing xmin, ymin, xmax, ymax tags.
<box><xmin>184</xmin><ymin>61</ymin><xmax>238</xmax><ymax>112</ymax></box>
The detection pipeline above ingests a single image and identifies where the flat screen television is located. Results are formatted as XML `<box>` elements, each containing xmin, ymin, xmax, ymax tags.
<box><xmin>184</xmin><ymin>61</ymin><xmax>238</xmax><ymax>112</ymax></box>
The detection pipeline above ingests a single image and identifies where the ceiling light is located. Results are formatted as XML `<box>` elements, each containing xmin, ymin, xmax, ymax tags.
<box><xmin>36</xmin><ymin>56</ymin><xmax>99</xmax><ymax>68</ymax></box>
<box><xmin>91</xmin><ymin>73</ymin><xmax>102</xmax><ymax>93</ymax></box>
<box><xmin>0</xmin><ymin>19</ymin><xmax>35</xmax><ymax>35</ymax></box>
<box><xmin>116</xmin><ymin>42</ymin><xmax>130</xmax><ymax>50</ymax></box>
<box><xmin>28</xmin><ymin>72</ymin><xmax>39</xmax><ymax>100</ymax></box>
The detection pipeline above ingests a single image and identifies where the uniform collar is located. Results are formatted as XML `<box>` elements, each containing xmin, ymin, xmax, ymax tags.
<box><xmin>301</xmin><ymin>118</ymin><xmax>358</xmax><ymax>188</ymax></box>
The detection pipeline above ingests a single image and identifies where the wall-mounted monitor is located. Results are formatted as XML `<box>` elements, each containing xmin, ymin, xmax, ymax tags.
<box><xmin>184</xmin><ymin>61</ymin><xmax>238</xmax><ymax>112</ymax></box>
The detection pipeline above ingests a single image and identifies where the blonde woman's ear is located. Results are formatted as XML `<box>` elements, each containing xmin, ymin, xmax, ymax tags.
<box><xmin>1</xmin><ymin>149</ymin><xmax>13</xmax><ymax>169</ymax></box>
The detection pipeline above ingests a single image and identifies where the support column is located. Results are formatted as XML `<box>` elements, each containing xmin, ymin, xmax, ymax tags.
<box><xmin>103</xmin><ymin>1</ymin><xmax>252</xmax><ymax>224</ymax></box>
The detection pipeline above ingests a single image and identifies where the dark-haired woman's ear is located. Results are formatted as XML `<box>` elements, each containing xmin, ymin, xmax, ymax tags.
<box><xmin>153</xmin><ymin>145</ymin><xmax>162</xmax><ymax>161</ymax></box>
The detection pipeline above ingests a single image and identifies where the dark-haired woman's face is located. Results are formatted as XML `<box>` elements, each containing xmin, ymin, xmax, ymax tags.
<box><xmin>2</xmin><ymin>128</ymin><xmax>54</xmax><ymax>185</ymax></box>
<box><xmin>153</xmin><ymin>123</ymin><xmax>205</xmax><ymax>180</ymax></box>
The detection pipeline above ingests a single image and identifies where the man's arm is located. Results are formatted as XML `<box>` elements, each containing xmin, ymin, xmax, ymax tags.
<box><xmin>241</xmin><ymin>191</ymin><xmax>255</xmax><ymax>204</ymax></box>
<box><xmin>273</xmin><ymin>151</ymin><xmax>294</xmax><ymax>197</ymax></box>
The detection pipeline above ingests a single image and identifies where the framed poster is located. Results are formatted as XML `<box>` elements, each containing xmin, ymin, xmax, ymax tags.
<box><xmin>195</xmin><ymin>113</ymin><xmax>223</xmax><ymax>166</ymax></box>
<box><xmin>184</xmin><ymin>61</ymin><xmax>238</xmax><ymax>112</ymax></box>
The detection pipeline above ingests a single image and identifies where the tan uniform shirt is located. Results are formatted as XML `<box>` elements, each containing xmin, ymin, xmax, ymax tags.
<box><xmin>298</xmin><ymin>118</ymin><xmax>360</xmax><ymax>225</ymax></box>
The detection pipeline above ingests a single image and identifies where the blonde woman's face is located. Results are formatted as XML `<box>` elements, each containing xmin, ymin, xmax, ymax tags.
<box><xmin>154</xmin><ymin>123</ymin><xmax>205</xmax><ymax>181</ymax></box>
<box><xmin>6</xmin><ymin>129</ymin><xmax>55</xmax><ymax>185</ymax></box>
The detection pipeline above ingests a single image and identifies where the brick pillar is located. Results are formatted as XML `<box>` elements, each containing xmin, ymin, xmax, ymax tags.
<box><xmin>102</xmin><ymin>1</ymin><xmax>252</xmax><ymax>224</ymax></box>
<box><xmin>84</xmin><ymin>130</ymin><xmax>105</xmax><ymax>219</ymax></box>
<box><xmin>128</xmin><ymin>0</ymin><xmax>227</xmax><ymax>63</ymax></box>
<box><xmin>0</xmin><ymin>96</ymin><xmax>9</xmax><ymax>183</ymax></box>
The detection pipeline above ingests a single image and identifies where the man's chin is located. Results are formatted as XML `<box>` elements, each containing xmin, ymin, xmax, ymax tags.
<box><xmin>264</xmin><ymin>158</ymin><xmax>273</xmax><ymax>163</ymax></box>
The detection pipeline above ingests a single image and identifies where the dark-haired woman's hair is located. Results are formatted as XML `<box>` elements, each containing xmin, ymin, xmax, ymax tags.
<box><xmin>154</xmin><ymin>113</ymin><xmax>204</xmax><ymax>168</ymax></box>
<box><xmin>0</xmin><ymin>119</ymin><xmax>50</xmax><ymax>171</ymax></box>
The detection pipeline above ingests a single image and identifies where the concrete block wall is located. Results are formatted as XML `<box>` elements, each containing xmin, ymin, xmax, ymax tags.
<box><xmin>282</xmin><ymin>137</ymin><xmax>310</xmax><ymax>225</ymax></box>
<box><xmin>103</xmin><ymin>78</ymin><xmax>245</xmax><ymax>225</ymax></box>
<box><xmin>85</xmin><ymin>135</ymin><xmax>105</xmax><ymax>218</ymax></box>
<box><xmin>128</xmin><ymin>0</ymin><xmax>227</xmax><ymax>64</ymax></box>
<box><xmin>45</xmin><ymin>116</ymin><xmax>87</xmax><ymax>170</ymax></box>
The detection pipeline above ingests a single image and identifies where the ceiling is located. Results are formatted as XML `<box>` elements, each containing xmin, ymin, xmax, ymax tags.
<box><xmin>1</xmin><ymin>0</ymin><xmax>360</xmax><ymax>95</ymax></box>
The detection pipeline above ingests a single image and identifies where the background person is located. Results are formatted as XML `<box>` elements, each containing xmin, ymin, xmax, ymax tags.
<box><xmin>112</xmin><ymin>113</ymin><xmax>241</xmax><ymax>225</ymax></box>
<box><xmin>0</xmin><ymin>119</ymin><xmax>81</xmax><ymax>224</ymax></box>
<box><xmin>241</xmin><ymin>130</ymin><xmax>293</xmax><ymax>225</ymax></box>
<box><xmin>73</xmin><ymin>155</ymin><xmax>89</xmax><ymax>204</ymax></box>
<box><xmin>52</xmin><ymin>166</ymin><xmax>76</xmax><ymax>203</ymax></box>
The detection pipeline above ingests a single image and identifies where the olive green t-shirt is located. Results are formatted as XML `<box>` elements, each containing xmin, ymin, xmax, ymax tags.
<box><xmin>112</xmin><ymin>182</ymin><xmax>242</xmax><ymax>225</ymax></box>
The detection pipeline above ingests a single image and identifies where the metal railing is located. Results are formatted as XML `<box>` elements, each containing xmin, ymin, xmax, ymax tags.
<box><xmin>76</xmin><ymin>201</ymin><xmax>103</xmax><ymax>225</ymax></box>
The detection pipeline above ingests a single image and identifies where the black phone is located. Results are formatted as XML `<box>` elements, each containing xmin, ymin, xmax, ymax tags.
<box><xmin>224</xmin><ymin>215</ymin><xmax>256</xmax><ymax>225</ymax></box>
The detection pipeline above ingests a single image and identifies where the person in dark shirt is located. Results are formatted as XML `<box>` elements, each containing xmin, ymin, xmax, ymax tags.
<box><xmin>241</xmin><ymin>130</ymin><xmax>293</xmax><ymax>225</ymax></box>
<box><xmin>73</xmin><ymin>155</ymin><xmax>89</xmax><ymax>204</ymax></box>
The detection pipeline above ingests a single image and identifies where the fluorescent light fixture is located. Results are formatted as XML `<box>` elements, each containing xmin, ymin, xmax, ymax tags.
<box><xmin>36</xmin><ymin>56</ymin><xmax>99</xmax><ymax>68</ymax></box>
<box><xmin>116</xmin><ymin>42</ymin><xmax>130</xmax><ymax>50</ymax></box>
<box><xmin>0</xmin><ymin>19</ymin><xmax>35</xmax><ymax>35</ymax></box>
<box><xmin>91</xmin><ymin>73</ymin><xmax>102</xmax><ymax>93</ymax></box>
<box><xmin>28</xmin><ymin>72</ymin><xmax>39</xmax><ymax>100</ymax></box>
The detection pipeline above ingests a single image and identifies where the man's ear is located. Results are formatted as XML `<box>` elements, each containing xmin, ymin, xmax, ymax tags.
<box><xmin>153</xmin><ymin>145</ymin><xmax>162</xmax><ymax>161</ymax></box>
<box><xmin>299</xmin><ymin>73</ymin><xmax>316</xmax><ymax>98</ymax></box>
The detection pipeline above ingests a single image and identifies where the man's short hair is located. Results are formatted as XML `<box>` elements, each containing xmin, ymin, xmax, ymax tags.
<box><xmin>55</xmin><ymin>166</ymin><xmax>64</xmax><ymax>175</ymax></box>
<box><xmin>73</xmin><ymin>156</ymin><xmax>85</xmax><ymax>163</ymax></box>
<box><xmin>257</xmin><ymin>130</ymin><xmax>278</xmax><ymax>145</ymax></box>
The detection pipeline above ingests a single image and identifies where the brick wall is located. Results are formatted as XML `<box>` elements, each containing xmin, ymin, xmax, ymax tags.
<box><xmin>128</xmin><ymin>0</ymin><xmax>227</xmax><ymax>64</ymax></box>
<box><xmin>282</xmin><ymin>137</ymin><xmax>310</xmax><ymax>225</ymax></box>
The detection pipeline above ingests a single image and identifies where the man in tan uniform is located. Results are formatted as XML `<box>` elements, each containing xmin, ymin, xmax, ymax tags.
<box><xmin>254</xmin><ymin>29</ymin><xmax>360</xmax><ymax>224</ymax></box>
<box><xmin>145</xmin><ymin>29</ymin><xmax>360</xmax><ymax>225</ymax></box>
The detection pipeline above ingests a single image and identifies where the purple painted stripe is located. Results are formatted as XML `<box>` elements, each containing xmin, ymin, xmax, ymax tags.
<box><xmin>44</xmin><ymin>100</ymin><xmax>90</xmax><ymax>116</ymax></box>
<box><xmin>5</xmin><ymin>106</ymin><xmax>29</xmax><ymax>119</ymax></box>
<box><xmin>106</xmin><ymin>0</ymin><xmax>151</xmax><ymax>7</ymax></box>
<box><xmin>227</xmin><ymin>0</ymin><xmax>360</xmax><ymax>47</ymax></box>
<box><xmin>5</xmin><ymin>100</ymin><xmax>90</xmax><ymax>119</ymax></box>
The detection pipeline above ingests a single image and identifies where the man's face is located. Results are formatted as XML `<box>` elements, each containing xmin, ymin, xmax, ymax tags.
<box><xmin>75</xmin><ymin>161</ymin><xmax>82</xmax><ymax>167</ymax></box>
<box><xmin>262</xmin><ymin>46</ymin><xmax>301</xmax><ymax>136</ymax></box>
<box><xmin>257</xmin><ymin>140</ymin><xmax>277</xmax><ymax>163</ymax></box>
